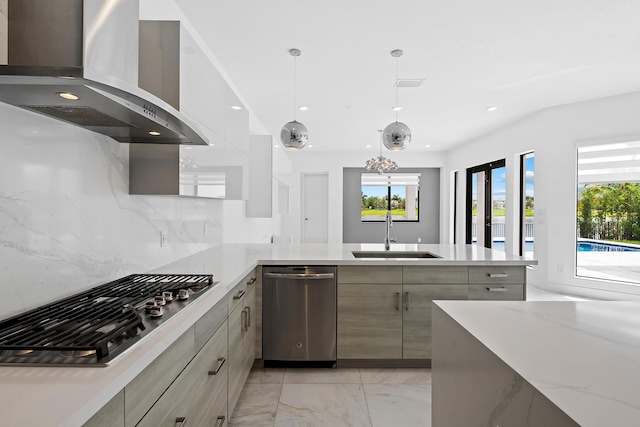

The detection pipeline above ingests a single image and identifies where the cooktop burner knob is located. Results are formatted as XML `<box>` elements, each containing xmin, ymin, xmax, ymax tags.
<box><xmin>149</xmin><ymin>305</ymin><xmax>164</xmax><ymax>317</ymax></box>
<box><xmin>177</xmin><ymin>289</ymin><xmax>190</xmax><ymax>300</ymax></box>
<box><xmin>162</xmin><ymin>291</ymin><xmax>173</xmax><ymax>302</ymax></box>
<box><xmin>145</xmin><ymin>300</ymin><xmax>157</xmax><ymax>312</ymax></box>
<box><xmin>154</xmin><ymin>295</ymin><xmax>166</xmax><ymax>306</ymax></box>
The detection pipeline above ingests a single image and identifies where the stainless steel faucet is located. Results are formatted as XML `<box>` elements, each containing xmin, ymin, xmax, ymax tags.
<box><xmin>384</xmin><ymin>210</ymin><xmax>393</xmax><ymax>250</ymax></box>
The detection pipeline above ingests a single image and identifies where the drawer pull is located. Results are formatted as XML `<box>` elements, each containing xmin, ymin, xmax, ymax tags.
<box><xmin>175</xmin><ymin>417</ymin><xmax>188</xmax><ymax>426</ymax></box>
<box><xmin>486</xmin><ymin>286</ymin><xmax>507</xmax><ymax>292</ymax></box>
<box><xmin>487</xmin><ymin>273</ymin><xmax>508</xmax><ymax>278</ymax></box>
<box><xmin>405</xmin><ymin>291</ymin><xmax>410</xmax><ymax>311</ymax></box>
<box><xmin>233</xmin><ymin>289</ymin><xmax>246</xmax><ymax>300</ymax></box>
<box><xmin>215</xmin><ymin>416</ymin><xmax>226</xmax><ymax>427</ymax></box>
<box><xmin>241</xmin><ymin>308</ymin><xmax>248</xmax><ymax>331</ymax></box>
<box><xmin>247</xmin><ymin>277</ymin><xmax>257</xmax><ymax>285</ymax></box>
<box><xmin>208</xmin><ymin>357</ymin><xmax>226</xmax><ymax>375</ymax></box>
<box><xmin>396</xmin><ymin>292</ymin><xmax>401</xmax><ymax>311</ymax></box>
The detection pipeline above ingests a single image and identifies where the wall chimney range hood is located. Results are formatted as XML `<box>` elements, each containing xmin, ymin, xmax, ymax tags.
<box><xmin>0</xmin><ymin>0</ymin><xmax>208</xmax><ymax>146</ymax></box>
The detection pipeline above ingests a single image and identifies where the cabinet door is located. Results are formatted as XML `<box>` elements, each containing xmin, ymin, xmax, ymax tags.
<box><xmin>338</xmin><ymin>283</ymin><xmax>402</xmax><ymax>359</ymax></box>
<box><xmin>243</xmin><ymin>285</ymin><xmax>256</xmax><ymax>380</ymax></box>
<box><xmin>227</xmin><ymin>301</ymin><xmax>244</xmax><ymax>419</ymax></box>
<box><xmin>402</xmin><ymin>284</ymin><xmax>468</xmax><ymax>359</ymax></box>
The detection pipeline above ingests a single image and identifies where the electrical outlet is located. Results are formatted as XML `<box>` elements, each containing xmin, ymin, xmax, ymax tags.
<box><xmin>418</xmin><ymin>237</ymin><xmax>422</xmax><ymax>243</ymax></box>
<box><xmin>557</xmin><ymin>264</ymin><xmax>564</xmax><ymax>273</ymax></box>
<box><xmin>160</xmin><ymin>231</ymin><xmax>167</xmax><ymax>247</ymax></box>
<box><xmin>203</xmin><ymin>223</ymin><xmax>208</xmax><ymax>237</ymax></box>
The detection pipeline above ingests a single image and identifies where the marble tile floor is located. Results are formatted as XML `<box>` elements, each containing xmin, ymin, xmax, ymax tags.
<box><xmin>229</xmin><ymin>368</ymin><xmax>432</xmax><ymax>427</ymax></box>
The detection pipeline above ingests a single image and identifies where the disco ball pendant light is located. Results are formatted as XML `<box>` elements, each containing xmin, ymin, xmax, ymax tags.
<box><xmin>383</xmin><ymin>49</ymin><xmax>411</xmax><ymax>151</ymax></box>
<box><xmin>280</xmin><ymin>48</ymin><xmax>308</xmax><ymax>150</ymax></box>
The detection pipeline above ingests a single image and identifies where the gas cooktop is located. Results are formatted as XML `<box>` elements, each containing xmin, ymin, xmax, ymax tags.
<box><xmin>0</xmin><ymin>274</ymin><xmax>216</xmax><ymax>366</ymax></box>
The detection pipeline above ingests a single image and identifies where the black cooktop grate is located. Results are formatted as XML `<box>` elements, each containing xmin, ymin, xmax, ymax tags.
<box><xmin>0</xmin><ymin>274</ymin><xmax>213</xmax><ymax>365</ymax></box>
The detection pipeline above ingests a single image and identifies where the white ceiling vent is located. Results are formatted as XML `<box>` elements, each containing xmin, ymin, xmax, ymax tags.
<box><xmin>395</xmin><ymin>79</ymin><xmax>424</xmax><ymax>88</ymax></box>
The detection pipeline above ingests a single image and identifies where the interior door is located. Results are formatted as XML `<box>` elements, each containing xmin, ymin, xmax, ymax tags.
<box><xmin>466</xmin><ymin>160</ymin><xmax>506</xmax><ymax>250</ymax></box>
<box><xmin>302</xmin><ymin>173</ymin><xmax>329</xmax><ymax>243</ymax></box>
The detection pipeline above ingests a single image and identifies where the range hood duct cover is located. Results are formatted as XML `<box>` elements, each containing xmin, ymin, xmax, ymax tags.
<box><xmin>0</xmin><ymin>0</ymin><xmax>208</xmax><ymax>146</ymax></box>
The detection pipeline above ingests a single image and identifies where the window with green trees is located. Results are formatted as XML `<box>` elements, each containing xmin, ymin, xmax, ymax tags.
<box><xmin>361</xmin><ymin>173</ymin><xmax>420</xmax><ymax>222</ymax></box>
<box><xmin>576</xmin><ymin>141</ymin><xmax>640</xmax><ymax>285</ymax></box>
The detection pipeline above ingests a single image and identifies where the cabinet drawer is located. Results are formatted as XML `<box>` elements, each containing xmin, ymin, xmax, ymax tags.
<box><xmin>468</xmin><ymin>284</ymin><xmax>524</xmax><ymax>300</ymax></box>
<box><xmin>468</xmin><ymin>266</ymin><xmax>524</xmax><ymax>284</ymax></box>
<box><xmin>125</xmin><ymin>329</ymin><xmax>195</xmax><ymax>426</ymax></box>
<box><xmin>194</xmin><ymin>298</ymin><xmax>227</xmax><ymax>352</ymax></box>
<box><xmin>137</xmin><ymin>321</ymin><xmax>228</xmax><ymax>426</ymax></box>
<box><xmin>403</xmin><ymin>266</ymin><xmax>468</xmax><ymax>284</ymax></box>
<box><xmin>338</xmin><ymin>266</ymin><xmax>402</xmax><ymax>284</ymax></box>
<box><xmin>228</xmin><ymin>269</ymin><xmax>258</xmax><ymax>313</ymax></box>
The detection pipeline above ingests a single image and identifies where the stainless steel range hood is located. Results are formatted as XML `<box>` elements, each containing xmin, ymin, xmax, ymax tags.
<box><xmin>0</xmin><ymin>0</ymin><xmax>208</xmax><ymax>145</ymax></box>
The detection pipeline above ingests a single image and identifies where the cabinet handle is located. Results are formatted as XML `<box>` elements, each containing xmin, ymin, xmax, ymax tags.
<box><xmin>233</xmin><ymin>289</ymin><xmax>246</xmax><ymax>300</ymax></box>
<box><xmin>208</xmin><ymin>357</ymin><xmax>226</xmax><ymax>375</ymax></box>
<box><xmin>487</xmin><ymin>273</ymin><xmax>508</xmax><ymax>278</ymax></box>
<box><xmin>486</xmin><ymin>286</ymin><xmax>507</xmax><ymax>292</ymax></box>
<box><xmin>396</xmin><ymin>292</ymin><xmax>401</xmax><ymax>311</ymax></box>
<box><xmin>247</xmin><ymin>277</ymin><xmax>256</xmax><ymax>285</ymax></box>
<box><xmin>175</xmin><ymin>417</ymin><xmax>188</xmax><ymax>426</ymax></box>
<box><xmin>405</xmin><ymin>291</ymin><xmax>410</xmax><ymax>311</ymax></box>
<box><xmin>215</xmin><ymin>416</ymin><xmax>226</xmax><ymax>427</ymax></box>
<box><xmin>241</xmin><ymin>308</ymin><xmax>248</xmax><ymax>331</ymax></box>
<box><xmin>246</xmin><ymin>306</ymin><xmax>251</xmax><ymax>327</ymax></box>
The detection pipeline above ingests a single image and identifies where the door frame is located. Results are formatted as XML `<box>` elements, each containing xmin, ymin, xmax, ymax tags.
<box><xmin>465</xmin><ymin>159</ymin><xmax>506</xmax><ymax>247</ymax></box>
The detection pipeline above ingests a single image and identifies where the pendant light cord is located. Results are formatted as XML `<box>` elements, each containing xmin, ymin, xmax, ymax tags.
<box><xmin>395</xmin><ymin>55</ymin><xmax>399</xmax><ymax>122</ymax></box>
<box><xmin>293</xmin><ymin>55</ymin><xmax>297</xmax><ymax>120</ymax></box>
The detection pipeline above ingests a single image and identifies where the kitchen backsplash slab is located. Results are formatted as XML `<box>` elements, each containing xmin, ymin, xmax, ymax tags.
<box><xmin>0</xmin><ymin>103</ymin><xmax>223</xmax><ymax>319</ymax></box>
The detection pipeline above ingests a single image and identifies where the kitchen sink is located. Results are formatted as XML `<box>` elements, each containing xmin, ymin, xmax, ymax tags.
<box><xmin>351</xmin><ymin>251</ymin><xmax>441</xmax><ymax>259</ymax></box>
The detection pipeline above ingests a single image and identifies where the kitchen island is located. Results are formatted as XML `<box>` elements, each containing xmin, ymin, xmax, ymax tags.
<box><xmin>0</xmin><ymin>243</ymin><xmax>534</xmax><ymax>426</ymax></box>
<box><xmin>432</xmin><ymin>300</ymin><xmax>640</xmax><ymax>426</ymax></box>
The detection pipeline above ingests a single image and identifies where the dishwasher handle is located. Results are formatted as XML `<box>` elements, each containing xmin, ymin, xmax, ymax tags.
<box><xmin>264</xmin><ymin>272</ymin><xmax>335</xmax><ymax>280</ymax></box>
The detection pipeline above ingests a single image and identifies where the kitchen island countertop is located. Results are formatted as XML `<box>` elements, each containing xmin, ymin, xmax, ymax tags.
<box><xmin>0</xmin><ymin>243</ymin><xmax>534</xmax><ymax>426</ymax></box>
<box><xmin>433</xmin><ymin>300</ymin><xmax>640</xmax><ymax>426</ymax></box>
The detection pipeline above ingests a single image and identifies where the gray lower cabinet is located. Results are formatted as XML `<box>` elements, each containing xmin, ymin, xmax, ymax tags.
<box><xmin>337</xmin><ymin>265</ymin><xmax>525</xmax><ymax>362</ymax></box>
<box><xmin>137</xmin><ymin>320</ymin><xmax>228</xmax><ymax>426</ymax></box>
<box><xmin>227</xmin><ymin>270</ymin><xmax>257</xmax><ymax>419</ymax></box>
<box><xmin>83</xmin><ymin>391</ymin><xmax>125</xmax><ymax>427</ymax></box>
<box><xmin>337</xmin><ymin>266</ymin><xmax>403</xmax><ymax>359</ymax></box>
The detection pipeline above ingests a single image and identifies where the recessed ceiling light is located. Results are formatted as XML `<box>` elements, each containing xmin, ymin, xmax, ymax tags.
<box><xmin>274</xmin><ymin>144</ymin><xmax>280</xmax><ymax>148</ymax></box>
<box><xmin>57</xmin><ymin>92</ymin><xmax>79</xmax><ymax>101</ymax></box>
<box><xmin>231</xmin><ymin>105</ymin><xmax>242</xmax><ymax>110</ymax></box>
<box><xmin>308</xmin><ymin>145</ymin><xmax>313</xmax><ymax>148</ymax></box>
<box><xmin>392</xmin><ymin>106</ymin><xmax>403</xmax><ymax>111</ymax></box>
<box><xmin>487</xmin><ymin>106</ymin><xmax>498</xmax><ymax>112</ymax></box>
<box><xmin>148</xmin><ymin>131</ymin><xmax>161</xmax><ymax>136</ymax></box>
<box><xmin>365</xmin><ymin>144</ymin><xmax>372</xmax><ymax>148</ymax></box>
<box><xmin>424</xmin><ymin>144</ymin><xmax>430</xmax><ymax>148</ymax></box>
<box><xmin>298</xmin><ymin>105</ymin><xmax>308</xmax><ymax>111</ymax></box>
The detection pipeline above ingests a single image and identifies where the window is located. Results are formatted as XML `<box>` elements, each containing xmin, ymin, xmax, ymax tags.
<box><xmin>361</xmin><ymin>173</ymin><xmax>420</xmax><ymax>222</ymax></box>
<box><xmin>576</xmin><ymin>141</ymin><xmax>640</xmax><ymax>284</ymax></box>
<box><xmin>520</xmin><ymin>152</ymin><xmax>534</xmax><ymax>258</ymax></box>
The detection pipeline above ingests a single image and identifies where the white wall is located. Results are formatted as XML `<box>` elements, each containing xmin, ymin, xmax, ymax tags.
<box><xmin>445</xmin><ymin>91</ymin><xmax>640</xmax><ymax>300</ymax></box>
<box><xmin>281</xmin><ymin>149</ymin><xmax>446</xmax><ymax>244</ymax></box>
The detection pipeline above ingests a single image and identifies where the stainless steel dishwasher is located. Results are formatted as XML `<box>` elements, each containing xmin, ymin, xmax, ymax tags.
<box><xmin>263</xmin><ymin>266</ymin><xmax>337</xmax><ymax>366</ymax></box>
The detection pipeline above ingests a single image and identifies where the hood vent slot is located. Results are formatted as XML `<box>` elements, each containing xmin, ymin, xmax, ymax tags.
<box><xmin>24</xmin><ymin>106</ymin><xmax>136</xmax><ymax>128</ymax></box>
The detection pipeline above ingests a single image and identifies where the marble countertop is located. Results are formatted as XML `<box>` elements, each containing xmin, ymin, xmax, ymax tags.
<box><xmin>435</xmin><ymin>300</ymin><xmax>640</xmax><ymax>427</ymax></box>
<box><xmin>0</xmin><ymin>243</ymin><xmax>534</xmax><ymax>425</ymax></box>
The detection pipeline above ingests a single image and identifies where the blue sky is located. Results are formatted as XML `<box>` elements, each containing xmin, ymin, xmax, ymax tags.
<box><xmin>473</xmin><ymin>155</ymin><xmax>534</xmax><ymax>199</ymax></box>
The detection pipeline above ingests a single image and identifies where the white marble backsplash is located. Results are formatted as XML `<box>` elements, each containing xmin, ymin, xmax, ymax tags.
<box><xmin>0</xmin><ymin>103</ymin><xmax>223</xmax><ymax>319</ymax></box>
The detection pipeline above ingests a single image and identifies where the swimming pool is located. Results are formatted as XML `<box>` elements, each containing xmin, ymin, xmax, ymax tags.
<box><xmin>577</xmin><ymin>240</ymin><xmax>640</xmax><ymax>252</ymax></box>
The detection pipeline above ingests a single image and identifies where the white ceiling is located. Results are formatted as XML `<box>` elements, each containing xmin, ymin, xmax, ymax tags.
<box><xmin>176</xmin><ymin>0</ymin><xmax>640</xmax><ymax>152</ymax></box>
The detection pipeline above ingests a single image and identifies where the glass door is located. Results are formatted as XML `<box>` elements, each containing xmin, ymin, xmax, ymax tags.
<box><xmin>466</xmin><ymin>159</ymin><xmax>506</xmax><ymax>250</ymax></box>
